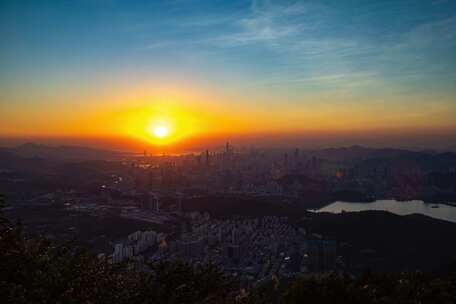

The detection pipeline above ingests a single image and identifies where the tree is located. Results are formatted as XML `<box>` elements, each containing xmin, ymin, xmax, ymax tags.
<box><xmin>1</xmin><ymin>195</ymin><xmax>456</xmax><ymax>304</ymax></box>
<box><xmin>0</xmin><ymin>196</ymin><xmax>233</xmax><ymax>303</ymax></box>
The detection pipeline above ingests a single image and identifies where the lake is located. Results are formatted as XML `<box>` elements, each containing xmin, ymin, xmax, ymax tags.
<box><xmin>313</xmin><ymin>200</ymin><xmax>456</xmax><ymax>223</ymax></box>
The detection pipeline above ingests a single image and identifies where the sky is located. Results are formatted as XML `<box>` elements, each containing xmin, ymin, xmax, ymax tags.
<box><xmin>1</xmin><ymin>0</ymin><xmax>456</xmax><ymax>151</ymax></box>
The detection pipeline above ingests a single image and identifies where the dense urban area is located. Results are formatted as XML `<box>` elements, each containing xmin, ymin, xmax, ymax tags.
<box><xmin>2</xmin><ymin>143</ymin><xmax>456</xmax><ymax>302</ymax></box>
<box><xmin>0</xmin><ymin>143</ymin><xmax>456</xmax><ymax>276</ymax></box>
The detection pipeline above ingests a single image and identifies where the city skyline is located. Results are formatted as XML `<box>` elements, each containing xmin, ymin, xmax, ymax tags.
<box><xmin>1</xmin><ymin>0</ymin><xmax>456</xmax><ymax>152</ymax></box>
<box><xmin>3</xmin><ymin>2</ymin><xmax>456</xmax><ymax>300</ymax></box>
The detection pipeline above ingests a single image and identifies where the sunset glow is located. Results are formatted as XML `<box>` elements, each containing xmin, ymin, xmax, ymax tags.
<box><xmin>1</xmin><ymin>1</ymin><xmax>455</xmax><ymax>151</ymax></box>
<box><xmin>152</xmin><ymin>126</ymin><xmax>169</xmax><ymax>139</ymax></box>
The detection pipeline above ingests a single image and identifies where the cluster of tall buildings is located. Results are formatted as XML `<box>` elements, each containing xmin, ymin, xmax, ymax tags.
<box><xmin>112</xmin><ymin>230</ymin><xmax>164</xmax><ymax>263</ymax></box>
<box><xmin>123</xmin><ymin>143</ymin><xmax>312</xmax><ymax>194</ymax></box>
<box><xmin>145</xmin><ymin>213</ymin><xmax>337</xmax><ymax>286</ymax></box>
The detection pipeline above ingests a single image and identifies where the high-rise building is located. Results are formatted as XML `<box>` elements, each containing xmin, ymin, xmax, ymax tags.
<box><xmin>178</xmin><ymin>236</ymin><xmax>204</xmax><ymax>258</ymax></box>
<box><xmin>140</xmin><ymin>192</ymin><xmax>159</xmax><ymax>212</ymax></box>
<box><xmin>205</xmin><ymin>149</ymin><xmax>210</xmax><ymax>166</ymax></box>
<box><xmin>176</xmin><ymin>192</ymin><xmax>183</xmax><ymax>214</ymax></box>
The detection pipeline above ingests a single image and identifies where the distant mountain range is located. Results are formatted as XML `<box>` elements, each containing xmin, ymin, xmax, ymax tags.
<box><xmin>1</xmin><ymin>143</ymin><xmax>455</xmax><ymax>164</ymax></box>
<box><xmin>0</xmin><ymin>143</ymin><xmax>125</xmax><ymax>162</ymax></box>
<box><xmin>306</xmin><ymin>145</ymin><xmax>434</xmax><ymax>162</ymax></box>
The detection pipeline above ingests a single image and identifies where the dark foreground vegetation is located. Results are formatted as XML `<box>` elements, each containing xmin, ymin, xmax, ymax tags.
<box><xmin>0</xmin><ymin>198</ymin><xmax>232</xmax><ymax>303</ymax></box>
<box><xmin>2</xmin><ymin>197</ymin><xmax>456</xmax><ymax>304</ymax></box>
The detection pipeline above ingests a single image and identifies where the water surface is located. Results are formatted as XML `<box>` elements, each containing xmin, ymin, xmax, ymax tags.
<box><xmin>314</xmin><ymin>200</ymin><xmax>456</xmax><ymax>223</ymax></box>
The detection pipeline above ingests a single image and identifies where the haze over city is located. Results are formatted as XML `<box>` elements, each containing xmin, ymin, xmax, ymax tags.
<box><xmin>1</xmin><ymin>0</ymin><xmax>456</xmax><ymax>152</ymax></box>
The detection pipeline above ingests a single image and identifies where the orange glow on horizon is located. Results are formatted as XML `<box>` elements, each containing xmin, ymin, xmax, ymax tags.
<box><xmin>119</xmin><ymin>103</ymin><xmax>198</xmax><ymax>146</ymax></box>
<box><xmin>1</xmin><ymin>80</ymin><xmax>456</xmax><ymax>151</ymax></box>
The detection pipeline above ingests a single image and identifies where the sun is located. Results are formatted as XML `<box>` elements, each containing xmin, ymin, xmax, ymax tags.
<box><xmin>152</xmin><ymin>125</ymin><xmax>169</xmax><ymax>138</ymax></box>
<box><xmin>144</xmin><ymin>119</ymin><xmax>176</xmax><ymax>144</ymax></box>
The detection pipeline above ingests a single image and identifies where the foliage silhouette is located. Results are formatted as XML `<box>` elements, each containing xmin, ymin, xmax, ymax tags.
<box><xmin>1</xmin><ymin>195</ymin><xmax>456</xmax><ymax>303</ymax></box>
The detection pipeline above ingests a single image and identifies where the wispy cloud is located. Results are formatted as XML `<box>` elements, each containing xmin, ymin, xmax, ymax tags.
<box><xmin>210</xmin><ymin>1</ymin><xmax>309</xmax><ymax>47</ymax></box>
<box><xmin>137</xmin><ymin>0</ymin><xmax>456</xmax><ymax>93</ymax></box>
<box><xmin>251</xmin><ymin>72</ymin><xmax>378</xmax><ymax>89</ymax></box>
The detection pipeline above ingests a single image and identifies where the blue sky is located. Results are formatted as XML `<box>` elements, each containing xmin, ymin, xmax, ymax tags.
<box><xmin>1</xmin><ymin>0</ymin><xmax>456</xmax><ymax>143</ymax></box>
<box><xmin>2</xmin><ymin>0</ymin><xmax>455</xmax><ymax>88</ymax></box>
